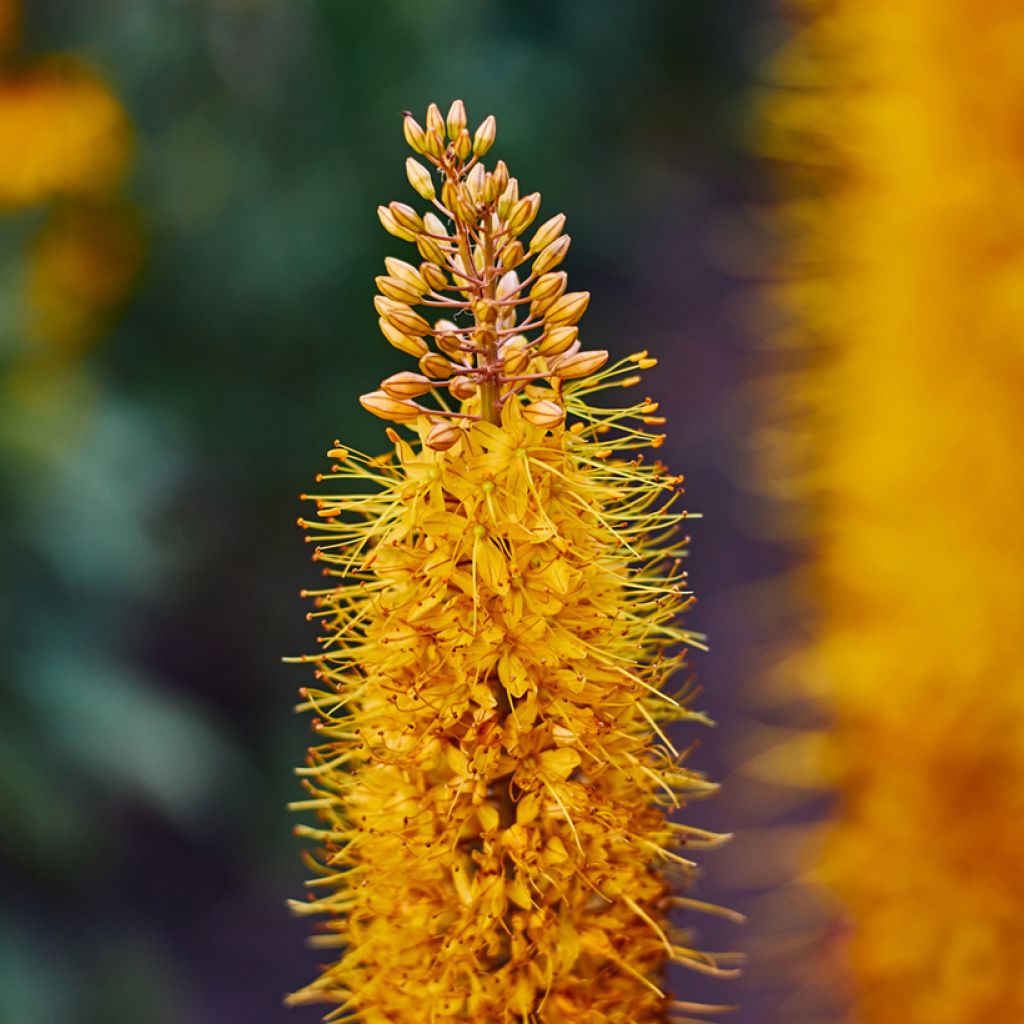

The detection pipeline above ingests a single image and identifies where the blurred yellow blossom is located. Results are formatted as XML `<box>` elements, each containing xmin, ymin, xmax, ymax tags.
<box><xmin>287</xmin><ymin>102</ymin><xmax>738</xmax><ymax>1023</ymax></box>
<box><xmin>762</xmin><ymin>0</ymin><xmax>1024</xmax><ymax>1019</ymax></box>
<box><xmin>27</xmin><ymin>203</ymin><xmax>142</xmax><ymax>353</ymax></box>
<box><xmin>0</xmin><ymin>57</ymin><xmax>131</xmax><ymax>207</ymax></box>
<box><xmin>0</xmin><ymin>4</ymin><xmax>139</xmax><ymax>360</ymax></box>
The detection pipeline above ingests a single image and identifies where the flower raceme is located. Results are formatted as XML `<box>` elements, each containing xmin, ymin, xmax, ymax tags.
<box><xmin>759</xmin><ymin>3</ymin><xmax>1024</xmax><ymax>1020</ymax></box>
<box><xmin>287</xmin><ymin>101</ymin><xmax>737</xmax><ymax>1024</ymax></box>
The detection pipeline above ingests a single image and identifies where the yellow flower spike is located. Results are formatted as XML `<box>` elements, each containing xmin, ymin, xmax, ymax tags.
<box><xmin>289</xmin><ymin>101</ymin><xmax>734</xmax><ymax>1023</ymax></box>
<box><xmin>761</xmin><ymin>2</ymin><xmax>1024</xmax><ymax>1021</ymax></box>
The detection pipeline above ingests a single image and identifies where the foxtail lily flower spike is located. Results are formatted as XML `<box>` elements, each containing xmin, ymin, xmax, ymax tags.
<box><xmin>287</xmin><ymin>101</ymin><xmax>736</xmax><ymax>1023</ymax></box>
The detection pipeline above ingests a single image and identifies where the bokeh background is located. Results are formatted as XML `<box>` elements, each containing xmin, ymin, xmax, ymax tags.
<box><xmin>0</xmin><ymin>1</ymin><xmax>945</xmax><ymax>1022</ymax></box>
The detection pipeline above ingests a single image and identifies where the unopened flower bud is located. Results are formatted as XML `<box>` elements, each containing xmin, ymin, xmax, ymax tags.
<box><xmin>425</xmin><ymin>102</ymin><xmax>445</xmax><ymax>136</ymax></box>
<box><xmin>376</xmin><ymin>275</ymin><xmax>422</xmax><ymax>304</ymax></box>
<box><xmin>472</xmin><ymin>298</ymin><xmax>496</xmax><ymax>324</ymax></box>
<box><xmin>522</xmin><ymin>400</ymin><xmax>565</xmax><ymax>428</ymax></box>
<box><xmin>360</xmin><ymin>390</ymin><xmax>420</xmax><ymax>424</ymax></box>
<box><xmin>552</xmin><ymin>349</ymin><xmax>609</xmax><ymax>380</ymax></box>
<box><xmin>537</xmin><ymin>326</ymin><xmax>579</xmax><ymax>356</ymax></box>
<box><xmin>423</xmin><ymin>129</ymin><xmax>445</xmax><ymax>160</ymax></box>
<box><xmin>419</xmin><ymin>261</ymin><xmax>448</xmax><ymax>292</ymax></box>
<box><xmin>386</xmin><ymin>303</ymin><xmax>431</xmax><ymax>336</ymax></box>
<box><xmin>451</xmin><ymin>188</ymin><xmax>478</xmax><ymax>225</ymax></box>
<box><xmin>419</xmin><ymin>351</ymin><xmax>454</xmax><ymax>379</ymax></box>
<box><xmin>472</xmin><ymin>114</ymin><xmax>496</xmax><ymax>156</ymax></box>
<box><xmin>502</xmin><ymin>337</ymin><xmax>530</xmax><ymax>376</ymax></box>
<box><xmin>497</xmin><ymin>177</ymin><xmax>519</xmax><ymax>219</ymax></box>
<box><xmin>378</xmin><ymin>204</ymin><xmax>417</xmax><ymax>242</ymax></box>
<box><xmin>545</xmin><ymin>290</ymin><xmax>589</xmax><ymax>327</ymax></box>
<box><xmin>507</xmin><ymin>193</ymin><xmax>541</xmax><ymax>237</ymax></box>
<box><xmin>499</xmin><ymin>240</ymin><xmax>526</xmax><ymax>270</ymax></box>
<box><xmin>418</xmin><ymin>212</ymin><xmax>448</xmax><ymax>264</ymax></box>
<box><xmin>446</xmin><ymin>99</ymin><xmax>467</xmax><ymax>140</ymax></box>
<box><xmin>477</xmin><ymin>172</ymin><xmax>495</xmax><ymax>204</ymax></box>
<box><xmin>449</xmin><ymin>376</ymin><xmax>478</xmax><ymax>401</ymax></box>
<box><xmin>530</xmin><ymin>271</ymin><xmax>567</xmax><ymax>305</ymax></box>
<box><xmin>406</xmin><ymin>158</ymin><xmax>436</xmax><ymax>200</ymax></box>
<box><xmin>425</xmin><ymin>420</ymin><xmax>462</xmax><ymax>451</ymax></box>
<box><xmin>496</xmin><ymin>270</ymin><xmax>521</xmax><ymax>301</ymax></box>
<box><xmin>533</xmin><ymin>234</ymin><xmax>571</xmax><ymax>275</ymax></box>
<box><xmin>454</xmin><ymin>128</ymin><xmax>472</xmax><ymax>160</ymax></box>
<box><xmin>529</xmin><ymin>214</ymin><xmax>566</xmax><ymax>254</ymax></box>
<box><xmin>465</xmin><ymin>163</ymin><xmax>486</xmax><ymax>202</ymax></box>
<box><xmin>434</xmin><ymin>319</ymin><xmax>463</xmax><ymax>356</ymax></box>
<box><xmin>491</xmin><ymin>160</ymin><xmax>509</xmax><ymax>195</ymax></box>
<box><xmin>382</xmin><ymin>371</ymin><xmax>434</xmax><ymax>399</ymax></box>
<box><xmin>402</xmin><ymin>113</ymin><xmax>427</xmax><ymax>154</ymax></box>
<box><xmin>389</xmin><ymin>201</ymin><xmax>424</xmax><ymax>235</ymax></box>
<box><xmin>384</xmin><ymin>257</ymin><xmax>427</xmax><ymax>294</ymax></box>
<box><xmin>379</xmin><ymin>317</ymin><xmax>429</xmax><ymax>358</ymax></box>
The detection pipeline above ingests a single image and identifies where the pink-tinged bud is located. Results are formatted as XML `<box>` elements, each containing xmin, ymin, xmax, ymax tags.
<box><xmin>522</xmin><ymin>400</ymin><xmax>566</xmax><ymax>428</ymax></box>
<box><xmin>532</xmin><ymin>234</ymin><xmax>571</xmax><ymax>275</ymax></box>
<box><xmin>406</xmin><ymin>158</ymin><xmax>436</xmax><ymax>201</ymax></box>
<box><xmin>529</xmin><ymin>213</ymin><xmax>566</xmax><ymax>254</ymax></box>
<box><xmin>378</xmin><ymin>317</ymin><xmax>429</xmax><ymax>358</ymax></box>
<box><xmin>381</xmin><ymin>371</ymin><xmax>434</xmax><ymax>399</ymax></box>
<box><xmin>552</xmin><ymin>349</ymin><xmax>609</xmax><ymax>380</ymax></box>
<box><xmin>545</xmin><ymin>290</ymin><xmax>590</xmax><ymax>327</ymax></box>
<box><xmin>496</xmin><ymin>270</ymin><xmax>521</xmax><ymax>301</ymax></box>
<box><xmin>472</xmin><ymin>114</ymin><xmax>496</xmax><ymax>156</ymax></box>
<box><xmin>446</xmin><ymin>99</ymin><xmax>467</xmax><ymax>140</ymax></box>
<box><xmin>359</xmin><ymin>390</ymin><xmax>420</xmax><ymax>423</ymax></box>
<box><xmin>424</xmin><ymin>420</ymin><xmax>462</xmax><ymax>451</ymax></box>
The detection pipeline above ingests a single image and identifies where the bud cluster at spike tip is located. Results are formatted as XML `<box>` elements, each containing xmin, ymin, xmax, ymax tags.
<box><xmin>363</xmin><ymin>99</ymin><xmax>615</xmax><ymax>446</ymax></box>
<box><xmin>287</xmin><ymin>101</ymin><xmax>738</xmax><ymax>1023</ymax></box>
